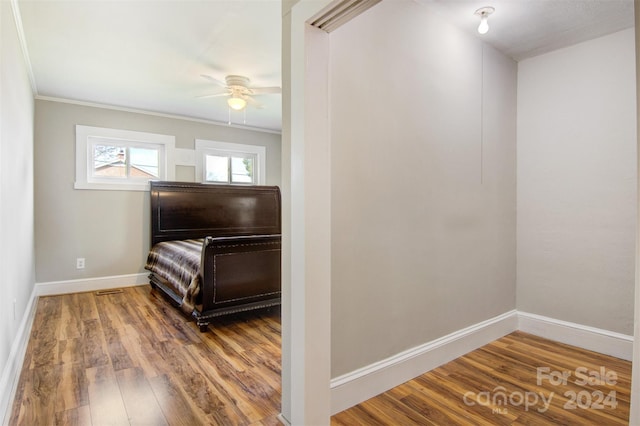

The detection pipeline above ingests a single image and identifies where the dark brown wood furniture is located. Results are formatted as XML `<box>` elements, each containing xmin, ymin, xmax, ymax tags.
<box><xmin>147</xmin><ymin>181</ymin><xmax>281</xmax><ymax>331</ymax></box>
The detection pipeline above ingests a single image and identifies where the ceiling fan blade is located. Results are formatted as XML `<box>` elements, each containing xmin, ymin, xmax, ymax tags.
<box><xmin>196</xmin><ymin>91</ymin><xmax>230</xmax><ymax>99</ymax></box>
<box><xmin>200</xmin><ymin>74</ymin><xmax>227</xmax><ymax>87</ymax></box>
<box><xmin>246</xmin><ymin>96</ymin><xmax>265</xmax><ymax>109</ymax></box>
<box><xmin>250</xmin><ymin>86</ymin><xmax>282</xmax><ymax>95</ymax></box>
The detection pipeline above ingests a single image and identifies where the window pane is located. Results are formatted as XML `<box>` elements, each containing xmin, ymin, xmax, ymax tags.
<box><xmin>205</xmin><ymin>155</ymin><xmax>229</xmax><ymax>182</ymax></box>
<box><xmin>93</xmin><ymin>145</ymin><xmax>126</xmax><ymax>177</ymax></box>
<box><xmin>130</xmin><ymin>147</ymin><xmax>159</xmax><ymax>178</ymax></box>
<box><xmin>231</xmin><ymin>156</ymin><xmax>253</xmax><ymax>183</ymax></box>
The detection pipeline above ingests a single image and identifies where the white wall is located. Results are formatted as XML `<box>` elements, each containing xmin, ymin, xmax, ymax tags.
<box><xmin>329</xmin><ymin>0</ymin><xmax>517</xmax><ymax>378</ymax></box>
<box><xmin>630</xmin><ymin>7</ymin><xmax>640</xmax><ymax>424</ymax></box>
<box><xmin>517</xmin><ymin>28</ymin><xmax>637</xmax><ymax>335</ymax></box>
<box><xmin>34</xmin><ymin>99</ymin><xmax>281</xmax><ymax>284</ymax></box>
<box><xmin>0</xmin><ymin>0</ymin><xmax>36</xmax><ymax>419</ymax></box>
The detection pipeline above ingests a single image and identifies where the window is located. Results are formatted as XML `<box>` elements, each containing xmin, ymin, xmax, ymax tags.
<box><xmin>75</xmin><ymin>125</ymin><xmax>175</xmax><ymax>191</ymax></box>
<box><xmin>203</xmin><ymin>152</ymin><xmax>256</xmax><ymax>184</ymax></box>
<box><xmin>195</xmin><ymin>139</ymin><xmax>265</xmax><ymax>185</ymax></box>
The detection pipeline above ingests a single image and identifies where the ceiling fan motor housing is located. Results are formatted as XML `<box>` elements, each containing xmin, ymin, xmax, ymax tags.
<box><xmin>225</xmin><ymin>75</ymin><xmax>251</xmax><ymax>93</ymax></box>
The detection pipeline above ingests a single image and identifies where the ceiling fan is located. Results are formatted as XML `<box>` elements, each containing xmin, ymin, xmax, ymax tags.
<box><xmin>198</xmin><ymin>74</ymin><xmax>281</xmax><ymax>111</ymax></box>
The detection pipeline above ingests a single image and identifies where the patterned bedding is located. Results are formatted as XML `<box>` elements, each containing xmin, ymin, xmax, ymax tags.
<box><xmin>144</xmin><ymin>239</ymin><xmax>203</xmax><ymax>313</ymax></box>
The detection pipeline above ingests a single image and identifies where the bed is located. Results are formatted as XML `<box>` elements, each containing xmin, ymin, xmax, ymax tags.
<box><xmin>145</xmin><ymin>181</ymin><xmax>281</xmax><ymax>331</ymax></box>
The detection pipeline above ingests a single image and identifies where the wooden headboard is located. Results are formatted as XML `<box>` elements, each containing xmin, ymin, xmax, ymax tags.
<box><xmin>149</xmin><ymin>181</ymin><xmax>281</xmax><ymax>246</ymax></box>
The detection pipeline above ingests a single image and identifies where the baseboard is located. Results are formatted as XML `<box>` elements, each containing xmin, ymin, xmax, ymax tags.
<box><xmin>35</xmin><ymin>272</ymin><xmax>149</xmax><ymax>296</ymax></box>
<box><xmin>0</xmin><ymin>287</ymin><xmax>37</xmax><ymax>426</ymax></box>
<box><xmin>518</xmin><ymin>311</ymin><xmax>633</xmax><ymax>361</ymax></box>
<box><xmin>276</xmin><ymin>413</ymin><xmax>290</xmax><ymax>425</ymax></box>
<box><xmin>330</xmin><ymin>309</ymin><xmax>518</xmax><ymax>415</ymax></box>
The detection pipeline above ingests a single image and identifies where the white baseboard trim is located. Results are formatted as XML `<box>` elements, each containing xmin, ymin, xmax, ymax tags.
<box><xmin>276</xmin><ymin>413</ymin><xmax>290</xmax><ymax>425</ymax></box>
<box><xmin>518</xmin><ymin>311</ymin><xmax>633</xmax><ymax>361</ymax></box>
<box><xmin>35</xmin><ymin>272</ymin><xmax>149</xmax><ymax>296</ymax></box>
<box><xmin>330</xmin><ymin>309</ymin><xmax>518</xmax><ymax>415</ymax></box>
<box><xmin>0</xmin><ymin>286</ymin><xmax>38</xmax><ymax>426</ymax></box>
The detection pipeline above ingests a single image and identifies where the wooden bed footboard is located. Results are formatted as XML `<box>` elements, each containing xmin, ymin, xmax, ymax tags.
<box><xmin>195</xmin><ymin>234</ymin><xmax>281</xmax><ymax>331</ymax></box>
<box><xmin>148</xmin><ymin>181</ymin><xmax>281</xmax><ymax>331</ymax></box>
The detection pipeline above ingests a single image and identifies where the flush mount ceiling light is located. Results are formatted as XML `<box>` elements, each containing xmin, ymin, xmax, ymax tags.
<box><xmin>474</xmin><ymin>6</ymin><xmax>495</xmax><ymax>35</ymax></box>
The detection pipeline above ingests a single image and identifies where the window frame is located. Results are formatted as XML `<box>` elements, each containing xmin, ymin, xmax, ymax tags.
<box><xmin>195</xmin><ymin>139</ymin><xmax>266</xmax><ymax>185</ymax></box>
<box><xmin>75</xmin><ymin>125</ymin><xmax>175</xmax><ymax>191</ymax></box>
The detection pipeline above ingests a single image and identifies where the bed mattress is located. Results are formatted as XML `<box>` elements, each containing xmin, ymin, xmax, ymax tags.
<box><xmin>144</xmin><ymin>238</ymin><xmax>203</xmax><ymax>312</ymax></box>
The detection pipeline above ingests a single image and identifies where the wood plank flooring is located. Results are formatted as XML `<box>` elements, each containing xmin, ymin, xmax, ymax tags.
<box><xmin>10</xmin><ymin>286</ymin><xmax>633</xmax><ymax>425</ymax></box>
<box><xmin>332</xmin><ymin>331</ymin><xmax>632</xmax><ymax>425</ymax></box>
<box><xmin>9</xmin><ymin>285</ymin><xmax>282</xmax><ymax>426</ymax></box>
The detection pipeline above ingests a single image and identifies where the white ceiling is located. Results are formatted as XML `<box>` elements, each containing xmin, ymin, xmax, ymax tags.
<box><xmin>17</xmin><ymin>0</ymin><xmax>283</xmax><ymax>132</ymax></box>
<box><xmin>430</xmin><ymin>0</ymin><xmax>635</xmax><ymax>61</ymax></box>
<box><xmin>16</xmin><ymin>0</ymin><xmax>635</xmax><ymax>133</ymax></box>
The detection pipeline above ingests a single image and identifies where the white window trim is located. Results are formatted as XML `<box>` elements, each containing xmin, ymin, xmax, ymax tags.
<box><xmin>75</xmin><ymin>125</ymin><xmax>175</xmax><ymax>191</ymax></box>
<box><xmin>195</xmin><ymin>139</ymin><xmax>266</xmax><ymax>185</ymax></box>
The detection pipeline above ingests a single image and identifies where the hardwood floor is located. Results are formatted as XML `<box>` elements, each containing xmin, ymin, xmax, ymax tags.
<box><xmin>9</xmin><ymin>286</ymin><xmax>282</xmax><ymax>426</ymax></box>
<box><xmin>10</xmin><ymin>287</ymin><xmax>633</xmax><ymax>425</ymax></box>
<box><xmin>332</xmin><ymin>331</ymin><xmax>632</xmax><ymax>425</ymax></box>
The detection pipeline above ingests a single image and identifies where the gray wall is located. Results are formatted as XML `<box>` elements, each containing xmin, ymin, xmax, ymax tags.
<box><xmin>34</xmin><ymin>99</ymin><xmax>281</xmax><ymax>283</ymax></box>
<box><xmin>0</xmin><ymin>0</ymin><xmax>36</xmax><ymax>416</ymax></box>
<box><xmin>517</xmin><ymin>29</ymin><xmax>637</xmax><ymax>335</ymax></box>
<box><xmin>329</xmin><ymin>0</ymin><xmax>517</xmax><ymax>377</ymax></box>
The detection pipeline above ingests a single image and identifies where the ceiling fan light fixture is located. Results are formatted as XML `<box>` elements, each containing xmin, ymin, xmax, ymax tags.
<box><xmin>474</xmin><ymin>6</ymin><xmax>494</xmax><ymax>35</ymax></box>
<box><xmin>227</xmin><ymin>96</ymin><xmax>247</xmax><ymax>111</ymax></box>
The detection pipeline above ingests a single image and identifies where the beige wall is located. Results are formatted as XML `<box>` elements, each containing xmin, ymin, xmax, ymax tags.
<box><xmin>329</xmin><ymin>0</ymin><xmax>517</xmax><ymax>377</ymax></box>
<box><xmin>517</xmin><ymin>28</ymin><xmax>637</xmax><ymax>335</ymax></box>
<box><xmin>0</xmin><ymin>0</ymin><xmax>36</xmax><ymax>418</ymax></box>
<box><xmin>34</xmin><ymin>99</ymin><xmax>281</xmax><ymax>283</ymax></box>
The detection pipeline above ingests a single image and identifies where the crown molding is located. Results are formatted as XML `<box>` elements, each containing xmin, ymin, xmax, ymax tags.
<box><xmin>9</xmin><ymin>0</ymin><xmax>37</xmax><ymax>95</ymax></box>
<box><xmin>35</xmin><ymin>96</ymin><xmax>282</xmax><ymax>135</ymax></box>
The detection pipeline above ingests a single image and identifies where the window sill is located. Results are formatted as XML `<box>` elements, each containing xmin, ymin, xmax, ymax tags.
<box><xmin>74</xmin><ymin>181</ymin><xmax>151</xmax><ymax>191</ymax></box>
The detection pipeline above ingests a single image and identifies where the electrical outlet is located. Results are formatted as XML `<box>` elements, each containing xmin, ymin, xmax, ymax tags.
<box><xmin>76</xmin><ymin>258</ymin><xmax>85</xmax><ymax>269</ymax></box>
